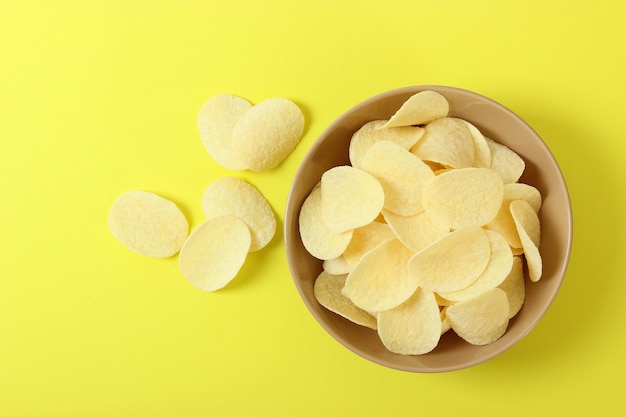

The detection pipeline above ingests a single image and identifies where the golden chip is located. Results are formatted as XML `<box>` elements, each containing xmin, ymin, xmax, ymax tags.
<box><xmin>360</xmin><ymin>140</ymin><xmax>434</xmax><ymax>216</ymax></box>
<box><xmin>321</xmin><ymin>166</ymin><xmax>384</xmax><ymax>233</ymax></box>
<box><xmin>411</xmin><ymin>117</ymin><xmax>475</xmax><ymax>169</ymax></box>
<box><xmin>349</xmin><ymin>120</ymin><xmax>424</xmax><ymax>170</ymax></box>
<box><xmin>498</xmin><ymin>256</ymin><xmax>526</xmax><ymax>318</ymax></box>
<box><xmin>314</xmin><ymin>271</ymin><xmax>377</xmax><ymax>330</ymax></box>
<box><xmin>178</xmin><ymin>215</ymin><xmax>251</xmax><ymax>292</ymax></box>
<box><xmin>342</xmin><ymin>221</ymin><xmax>395</xmax><ymax>265</ymax></box>
<box><xmin>108</xmin><ymin>190</ymin><xmax>189</xmax><ymax>258</ymax></box>
<box><xmin>510</xmin><ymin>199</ymin><xmax>543</xmax><ymax>282</ymax></box>
<box><xmin>201</xmin><ymin>176</ymin><xmax>276</xmax><ymax>252</ymax></box>
<box><xmin>485</xmin><ymin>136</ymin><xmax>526</xmax><ymax>183</ymax></box>
<box><xmin>381</xmin><ymin>209</ymin><xmax>449</xmax><ymax>253</ymax></box>
<box><xmin>299</xmin><ymin>185</ymin><xmax>353</xmax><ymax>260</ymax></box>
<box><xmin>197</xmin><ymin>94</ymin><xmax>252</xmax><ymax>170</ymax></box>
<box><xmin>231</xmin><ymin>97</ymin><xmax>304</xmax><ymax>172</ymax></box>
<box><xmin>323</xmin><ymin>255</ymin><xmax>353</xmax><ymax>275</ymax></box>
<box><xmin>408</xmin><ymin>226</ymin><xmax>490</xmax><ymax>293</ymax></box>
<box><xmin>446</xmin><ymin>287</ymin><xmax>510</xmax><ymax>345</ymax></box>
<box><xmin>437</xmin><ymin>230</ymin><xmax>513</xmax><ymax>302</ymax></box>
<box><xmin>377</xmin><ymin>288</ymin><xmax>441</xmax><ymax>355</ymax></box>
<box><xmin>462</xmin><ymin>120</ymin><xmax>492</xmax><ymax>168</ymax></box>
<box><xmin>422</xmin><ymin>167</ymin><xmax>503</xmax><ymax>229</ymax></box>
<box><xmin>343</xmin><ymin>238</ymin><xmax>417</xmax><ymax>312</ymax></box>
<box><xmin>380</xmin><ymin>90</ymin><xmax>449</xmax><ymax>128</ymax></box>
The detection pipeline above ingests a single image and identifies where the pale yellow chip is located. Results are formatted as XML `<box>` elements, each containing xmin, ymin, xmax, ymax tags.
<box><xmin>510</xmin><ymin>199</ymin><xmax>543</xmax><ymax>282</ymax></box>
<box><xmin>437</xmin><ymin>230</ymin><xmax>513</xmax><ymax>302</ymax></box>
<box><xmin>381</xmin><ymin>209</ymin><xmax>449</xmax><ymax>253</ymax></box>
<box><xmin>343</xmin><ymin>238</ymin><xmax>418</xmax><ymax>312</ymax></box>
<box><xmin>108</xmin><ymin>190</ymin><xmax>189</xmax><ymax>258</ymax></box>
<box><xmin>440</xmin><ymin>306</ymin><xmax>452</xmax><ymax>335</ymax></box>
<box><xmin>342</xmin><ymin>221</ymin><xmax>395</xmax><ymax>265</ymax></box>
<box><xmin>314</xmin><ymin>271</ymin><xmax>377</xmax><ymax>330</ymax></box>
<box><xmin>486</xmin><ymin>183</ymin><xmax>542</xmax><ymax>249</ymax></box>
<box><xmin>323</xmin><ymin>255</ymin><xmax>353</xmax><ymax>275</ymax></box>
<box><xmin>321</xmin><ymin>166</ymin><xmax>384</xmax><ymax>233</ymax></box>
<box><xmin>178</xmin><ymin>215</ymin><xmax>251</xmax><ymax>292</ymax></box>
<box><xmin>377</xmin><ymin>288</ymin><xmax>441</xmax><ymax>355</ymax></box>
<box><xmin>379</xmin><ymin>90</ymin><xmax>449</xmax><ymax>128</ymax></box>
<box><xmin>299</xmin><ymin>185</ymin><xmax>353</xmax><ymax>260</ymax></box>
<box><xmin>485</xmin><ymin>136</ymin><xmax>526</xmax><ymax>183</ymax></box>
<box><xmin>498</xmin><ymin>256</ymin><xmax>526</xmax><ymax>318</ymax></box>
<box><xmin>349</xmin><ymin>120</ymin><xmax>424</xmax><ymax>170</ymax></box>
<box><xmin>201</xmin><ymin>176</ymin><xmax>276</xmax><ymax>252</ymax></box>
<box><xmin>422</xmin><ymin>167</ymin><xmax>504</xmax><ymax>229</ymax></box>
<box><xmin>462</xmin><ymin>120</ymin><xmax>492</xmax><ymax>168</ymax></box>
<box><xmin>446</xmin><ymin>287</ymin><xmax>510</xmax><ymax>345</ymax></box>
<box><xmin>197</xmin><ymin>94</ymin><xmax>252</xmax><ymax>170</ymax></box>
<box><xmin>231</xmin><ymin>97</ymin><xmax>304</xmax><ymax>172</ymax></box>
<box><xmin>408</xmin><ymin>226</ymin><xmax>490</xmax><ymax>293</ymax></box>
<box><xmin>411</xmin><ymin>117</ymin><xmax>475</xmax><ymax>169</ymax></box>
<box><xmin>360</xmin><ymin>140</ymin><xmax>434</xmax><ymax>216</ymax></box>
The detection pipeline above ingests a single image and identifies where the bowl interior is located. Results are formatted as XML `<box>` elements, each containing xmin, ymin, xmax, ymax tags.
<box><xmin>284</xmin><ymin>86</ymin><xmax>572</xmax><ymax>372</ymax></box>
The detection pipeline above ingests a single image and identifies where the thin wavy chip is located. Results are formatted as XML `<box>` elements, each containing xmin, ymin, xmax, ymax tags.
<box><xmin>323</xmin><ymin>255</ymin><xmax>353</xmax><ymax>275</ymax></box>
<box><xmin>380</xmin><ymin>90</ymin><xmax>449</xmax><ymax>128</ymax></box>
<box><xmin>485</xmin><ymin>136</ymin><xmax>526</xmax><ymax>183</ymax></box>
<box><xmin>411</xmin><ymin>117</ymin><xmax>475</xmax><ymax>169</ymax></box>
<box><xmin>381</xmin><ymin>209</ymin><xmax>449</xmax><ymax>253</ymax></box>
<box><xmin>498</xmin><ymin>256</ymin><xmax>526</xmax><ymax>318</ymax></box>
<box><xmin>510</xmin><ymin>199</ymin><xmax>543</xmax><ymax>282</ymax></box>
<box><xmin>462</xmin><ymin>120</ymin><xmax>491</xmax><ymax>168</ymax></box>
<box><xmin>342</xmin><ymin>221</ymin><xmax>395</xmax><ymax>265</ymax></box>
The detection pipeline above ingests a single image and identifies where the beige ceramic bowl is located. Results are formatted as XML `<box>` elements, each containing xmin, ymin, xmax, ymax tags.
<box><xmin>284</xmin><ymin>86</ymin><xmax>573</xmax><ymax>372</ymax></box>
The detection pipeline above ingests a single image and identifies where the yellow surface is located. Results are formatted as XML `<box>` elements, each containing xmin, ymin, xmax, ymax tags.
<box><xmin>1</xmin><ymin>1</ymin><xmax>624</xmax><ymax>416</ymax></box>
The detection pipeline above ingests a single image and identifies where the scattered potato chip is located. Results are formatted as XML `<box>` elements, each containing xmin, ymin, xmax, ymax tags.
<box><xmin>323</xmin><ymin>255</ymin><xmax>353</xmax><ymax>275</ymax></box>
<box><xmin>377</xmin><ymin>288</ymin><xmax>441</xmax><ymax>355</ymax></box>
<box><xmin>320</xmin><ymin>166</ymin><xmax>384</xmax><ymax>233</ymax></box>
<box><xmin>411</xmin><ymin>117</ymin><xmax>475</xmax><ymax>169</ymax></box>
<box><xmin>342</xmin><ymin>221</ymin><xmax>395</xmax><ymax>265</ymax></box>
<box><xmin>108</xmin><ymin>190</ymin><xmax>189</xmax><ymax>258</ymax></box>
<box><xmin>197</xmin><ymin>94</ymin><xmax>252</xmax><ymax>170</ymax></box>
<box><xmin>485</xmin><ymin>136</ymin><xmax>526</xmax><ymax>183</ymax></box>
<box><xmin>343</xmin><ymin>238</ymin><xmax>417</xmax><ymax>312</ymax></box>
<box><xmin>409</xmin><ymin>226</ymin><xmax>491</xmax><ymax>293</ymax></box>
<box><xmin>178</xmin><ymin>215</ymin><xmax>251</xmax><ymax>292</ymax></box>
<box><xmin>201</xmin><ymin>176</ymin><xmax>276</xmax><ymax>252</ymax></box>
<box><xmin>299</xmin><ymin>185</ymin><xmax>353</xmax><ymax>260</ymax></box>
<box><xmin>349</xmin><ymin>120</ymin><xmax>424</xmax><ymax>170</ymax></box>
<box><xmin>422</xmin><ymin>167</ymin><xmax>503</xmax><ymax>229</ymax></box>
<box><xmin>446</xmin><ymin>287</ymin><xmax>510</xmax><ymax>345</ymax></box>
<box><xmin>437</xmin><ymin>230</ymin><xmax>513</xmax><ymax>302</ymax></box>
<box><xmin>380</xmin><ymin>90</ymin><xmax>449</xmax><ymax>128</ymax></box>
<box><xmin>498</xmin><ymin>256</ymin><xmax>526</xmax><ymax>318</ymax></box>
<box><xmin>381</xmin><ymin>209</ymin><xmax>449</xmax><ymax>253</ymax></box>
<box><xmin>360</xmin><ymin>140</ymin><xmax>434</xmax><ymax>216</ymax></box>
<box><xmin>510</xmin><ymin>199</ymin><xmax>543</xmax><ymax>282</ymax></box>
<box><xmin>314</xmin><ymin>271</ymin><xmax>377</xmax><ymax>330</ymax></box>
<box><xmin>231</xmin><ymin>97</ymin><xmax>304</xmax><ymax>172</ymax></box>
<box><xmin>462</xmin><ymin>120</ymin><xmax>491</xmax><ymax>168</ymax></box>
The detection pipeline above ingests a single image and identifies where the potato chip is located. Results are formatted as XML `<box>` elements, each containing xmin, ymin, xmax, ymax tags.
<box><xmin>510</xmin><ymin>199</ymin><xmax>543</xmax><ymax>282</ymax></box>
<box><xmin>440</xmin><ymin>306</ymin><xmax>452</xmax><ymax>335</ymax></box>
<box><xmin>349</xmin><ymin>120</ymin><xmax>424</xmax><ymax>170</ymax></box>
<box><xmin>377</xmin><ymin>288</ymin><xmax>441</xmax><ymax>355</ymax></box>
<box><xmin>231</xmin><ymin>97</ymin><xmax>304</xmax><ymax>172</ymax></box>
<box><xmin>446</xmin><ymin>287</ymin><xmax>510</xmax><ymax>345</ymax></box>
<box><xmin>408</xmin><ymin>226</ymin><xmax>490</xmax><ymax>293</ymax></box>
<box><xmin>411</xmin><ymin>117</ymin><xmax>475</xmax><ymax>169</ymax></box>
<box><xmin>485</xmin><ymin>136</ymin><xmax>525</xmax><ymax>183</ymax></box>
<box><xmin>201</xmin><ymin>176</ymin><xmax>276</xmax><ymax>252</ymax></box>
<box><xmin>498</xmin><ymin>256</ymin><xmax>525</xmax><ymax>318</ymax></box>
<box><xmin>343</xmin><ymin>238</ymin><xmax>417</xmax><ymax>312</ymax></box>
<box><xmin>437</xmin><ymin>230</ymin><xmax>513</xmax><ymax>302</ymax></box>
<box><xmin>422</xmin><ymin>167</ymin><xmax>503</xmax><ymax>229</ymax></box>
<box><xmin>197</xmin><ymin>94</ymin><xmax>252</xmax><ymax>170</ymax></box>
<box><xmin>381</xmin><ymin>209</ymin><xmax>449</xmax><ymax>253</ymax></box>
<box><xmin>320</xmin><ymin>166</ymin><xmax>384</xmax><ymax>233</ymax></box>
<box><xmin>178</xmin><ymin>215</ymin><xmax>251</xmax><ymax>292</ymax></box>
<box><xmin>314</xmin><ymin>271</ymin><xmax>377</xmax><ymax>330</ymax></box>
<box><xmin>360</xmin><ymin>140</ymin><xmax>434</xmax><ymax>216</ymax></box>
<box><xmin>462</xmin><ymin>120</ymin><xmax>491</xmax><ymax>168</ymax></box>
<box><xmin>342</xmin><ymin>221</ymin><xmax>395</xmax><ymax>265</ymax></box>
<box><xmin>108</xmin><ymin>190</ymin><xmax>189</xmax><ymax>258</ymax></box>
<box><xmin>380</xmin><ymin>90</ymin><xmax>449</xmax><ymax>128</ymax></box>
<box><xmin>323</xmin><ymin>255</ymin><xmax>353</xmax><ymax>275</ymax></box>
<box><xmin>299</xmin><ymin>185</ymin><xmax>353</xmax><ymax>260</ymax></box>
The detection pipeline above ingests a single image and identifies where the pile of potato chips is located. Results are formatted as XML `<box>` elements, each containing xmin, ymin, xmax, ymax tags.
<box><xmin>108</xmin><ymin>94</ymin><xmax>304</xmax><ymax>291</ymax></box>
<box><xmin>301</xmin><ymin>90</ymin><xmax>542</xmax><ymax>355</ymax></box>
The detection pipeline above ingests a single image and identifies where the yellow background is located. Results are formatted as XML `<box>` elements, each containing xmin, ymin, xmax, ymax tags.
<box><xmin>1</xmin><ymin>0</ymin><xmax>624</xmax><ymax>416</ymax></box>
